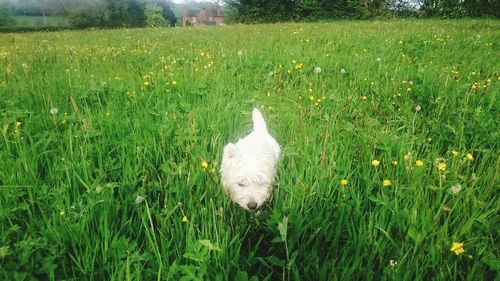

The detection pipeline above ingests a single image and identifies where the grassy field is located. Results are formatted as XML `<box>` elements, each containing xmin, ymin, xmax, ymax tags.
<box><xmin>0</xmin><ymin>20</ymin><xmax>499</xmax><ymax>280</ymax></box>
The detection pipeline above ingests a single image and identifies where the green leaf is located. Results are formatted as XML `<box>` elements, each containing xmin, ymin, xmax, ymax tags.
<box><xmin>278</xmin><ymin>216</ymin><xmax>288</xmax><ymax>241</ymax></box>
<box><xmin>481</xmin><ymin>253</ymin><xmax>500</xmax><ymax>271</ymax></box>
<box><xmin>199</xmin><ymin>239</ymin><xmax>220</xmax><ymax>252</ymax></box>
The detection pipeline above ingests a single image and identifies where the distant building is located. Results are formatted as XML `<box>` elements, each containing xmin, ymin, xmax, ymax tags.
<box><xmin>182</xmin><ymin>3</ymin><xmax>223</xmax><ymax>26</ymax></box>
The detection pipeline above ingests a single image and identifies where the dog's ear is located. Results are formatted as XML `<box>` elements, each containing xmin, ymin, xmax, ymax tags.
<box><xmin>223</xmin><ymin>143</ymin><xmax>238</xmax><ymax>158</ymax></box>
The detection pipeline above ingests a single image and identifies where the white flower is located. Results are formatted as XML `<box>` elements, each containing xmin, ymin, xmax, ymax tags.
<box><xmin>237</xmin><ymin>50</ymin><xmax>243</xmax><ymax>56</ymax></box>
<box><xmin>50</xmin><ymin>107</ymin><xmax>58</xmax><ymax>115</ymax></box>
<box><xmin>268</xmin><ymin>71</ymin><xmax>274</xmax><ymax>76</ymax></box>
<box><xmin>376</xmin><ymin>57</ymin><xmax>381</xmax><ymax>62</ymax></box>
<box><xmin>450</xmin><ymin>184</ymin><xmax>462</xmax><ymax>194</ymax></box>
<box><xmin>313</xmin><ymin>66</ymin><xmax>321</xmax><ymax>74</ymax></box>
<box><xmin>408</xmin><ymin>80</ymin><xmax>414</xmax><ymax>86</ymax></box>
<box><xmin>415</xmin><ymin>105</ymin><xmax>421</xmax><ymax>112</ymax></box>
<box><xmin>21</xmin><ymin>63</ymin><xmax>28</xmax><ymax>68</ymax></box>
<box><xmin>135</xmin><ymin>195</ymin><xmax>145</xmax><ymax>204</ymax></box>
<box><xmin>389</xmin><ymin>260</ymin><xmax>398</xmax><ymax>267</ymax></box>
<box><xmin>340</xmin><ymin>68</ymin><xmax>347</xmax><ymax>74</ymax></box>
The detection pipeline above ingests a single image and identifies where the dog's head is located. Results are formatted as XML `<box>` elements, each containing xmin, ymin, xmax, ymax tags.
<box><xmin>220</xmin><ymin>143</ymin><xmax>276</xmax><ymax>211</ymax></box>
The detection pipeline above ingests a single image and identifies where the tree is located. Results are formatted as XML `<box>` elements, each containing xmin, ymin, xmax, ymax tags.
<box><xmin>68</xmin><ymin>5</ymin><xmax>104</xmax><ymax>28</ymax></box>
<box><xmin>0</xmin><ymin>5</ymin><xmax>13</xmax><ymax>26</ymax></box>
<box><xmin>104</xmin><ymin>0</ymin><xmax>129</xmax><ymax>27</ymax></box>
<box><xmin>127</xmin><ymin>0</ymin><xmax>147</xmax><ymax>27</ymax></box>
<box><xmin>145</xmin><ymin>3</ymin><xmax>166</xmax><ymax>27</ymax></box>
<box><xmin>159</xmin><ymin>2</ymin><xmax>176</xmax><ymax>26</ymax></box>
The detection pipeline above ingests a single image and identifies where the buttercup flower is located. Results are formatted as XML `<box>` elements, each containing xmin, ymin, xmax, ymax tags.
<box><xmin>450</xmin><ymin>242</ymin><xmax>465</xmax><ymax>255</ymax></box>
<box><xmin>372</xmin><ymin>159</ymin><xmax>380</xmax><ymax>167</ymax></box>
<box><xmin>59</xmin><ymin>210</ymin><xmax>65</xmax><ymax>217</ymax></box>
<box><xmin>201</xmin><ymin>161</ymin><xmax>209</xmax><ymax>170</ymax></box>
<box><xmin>182</xmin><ymin>216</ymin><xmax>189</xmax><ymax>223</ymax></box>
<box><xmin>451</xmin><ymin>150</ymin><xmax>459</xmax><ymax>157</ymax></box>
<box><xmin>391</xmin><ymin>160</ymin><xmax>398</xmax><ymax>166</ymax></box>
<box><xmin>465</xmin><ymin>153</ymin><xmax>474</xmax><ymax>161</ymax></box>
<box><xmin>340</xmin><ymin>179</ymin><xmax>348</xmax><ymax>186</ymax></box>
<box><xmin>383</xmin><ymin>179</ymin><xmax>391</xmax><ymax>187</ymax></box>
<box><xmin>438</xmin><ymin>163</ymin><xmax>447</xmax><ymax>171</ymax></box>
<box><xmin>415</xmin><ymin>160</ymin><xmax>424</xmax><ymax>167</ymax></box>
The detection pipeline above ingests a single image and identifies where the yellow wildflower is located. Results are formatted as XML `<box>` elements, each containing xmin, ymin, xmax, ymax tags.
<box><xmin>391</xmin><ymin>160</ymin><xmax>398</xmax><ymax>166</ymax></box>
<box><xmin>182</xmin><ymin>216</ymin><xmax>188</xmax><ymax>223</ymax></box>
<box><xmin>383</xmin><ymin>179</ymin><xmax>391</xmax><ymax>187</ymax></box>
<box><xmin>415</xmin><ymin>160</ymin><xmax>424</xmax><ymax>167</ymax></box>
<box><xmin>450</xmin><ymin>242</ymin><xmax>465</xmax><ymax>255</ymax></box>
<box><xmin>340</xmin><ymin>179</ymin><xmax>348</xmax><ymax>186</ymax></box>
<box><xmin>465</xmin><ymin>153</ymin><xmax>474</xmax><ymax>161</ymax></box>
<box><xmin>451</xmin><ymin>150</ymin><xmax>459</xmax><ymax>157</ymax></box>
<box><xmin>438</xmin><ymin>163</ymin><xmax>447</xmax><ymax>171</ymax></box>
<box><xmin>404</xmin><ymin>154</ymin><xmax>411</xmax><ymax>161</ymax></box>
<box><xmin>16</xmin><ymin>121</ymin><xmax>22</xmax><ymax>127</ymax></box>
<box><xmin>59</xmin><ymin>211</ymin><xmax>65</xmax><ymax>217</ymax></box>
<box><xmin>201</xmin><ymin>161</ymin><xmax>209</xmax><ymax>170</ymax></box>
<box><xmin>371</xmin><ymin>160</ymin><xmax>380</xmax><ymax>167</ymax></box>
<box><xmin>172</xmin><ymin>80</ymin><xmax>177</xmax><ymax>85</ymax></box>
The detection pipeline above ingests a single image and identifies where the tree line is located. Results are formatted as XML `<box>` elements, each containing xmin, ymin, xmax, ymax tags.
<box><xmin>0</xmin><ymin>0</ymin><xmax>177</xmax><ymax>28</ymax></box>
<box><xmin>224</xmin><ymin>0</ymin><xmax>499</xmax><ymax>22</ymax></box>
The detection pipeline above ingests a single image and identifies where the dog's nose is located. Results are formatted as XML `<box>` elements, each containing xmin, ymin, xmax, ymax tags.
<box><xmin>247</xmin><ymin>202</ymin><xmax>258</xmax><ymax>210</ymax></box>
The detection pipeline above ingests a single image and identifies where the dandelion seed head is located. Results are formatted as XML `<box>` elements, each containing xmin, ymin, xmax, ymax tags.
<box><xmin>450</xmin><ymin>184</ymin><xmax>462</xmax><ymax>194</ymax></box>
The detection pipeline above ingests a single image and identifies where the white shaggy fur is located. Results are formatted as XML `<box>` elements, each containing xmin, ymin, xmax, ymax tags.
<box><xmin>220</xmin><ymin>108</ymin><xmax>281</xmax><ymax>211</ymax></box>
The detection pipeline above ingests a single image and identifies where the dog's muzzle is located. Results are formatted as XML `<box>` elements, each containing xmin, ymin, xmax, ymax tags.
<box><xmin>247</xmin><ymin>201</ymin><xmax>258</xmax><ymax>210</ymax></box>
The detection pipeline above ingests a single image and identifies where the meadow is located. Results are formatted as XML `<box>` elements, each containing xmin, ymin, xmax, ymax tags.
<box><xmin>0</xmin><ymin>20</ymin><xmax>498</xmax><ymax>280</ymax></box>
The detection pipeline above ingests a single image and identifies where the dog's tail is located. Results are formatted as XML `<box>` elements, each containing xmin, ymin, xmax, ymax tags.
<box><xmin>252</xmin><ymin>108</ymin><xmax>267</xmax><ymax>132</ymax></box>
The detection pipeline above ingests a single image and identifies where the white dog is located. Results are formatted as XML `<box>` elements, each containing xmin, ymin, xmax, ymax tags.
<box><xmin>220</xmin><ymin>108</ymin><xmax>281</xmax><ymax>211</ymax></box>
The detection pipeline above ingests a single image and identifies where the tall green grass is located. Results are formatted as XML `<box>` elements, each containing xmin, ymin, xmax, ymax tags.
<box><xmin>0</xmin><ymin>20</ymin><xmax>498</xmax><ymax>280</ymax></box>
